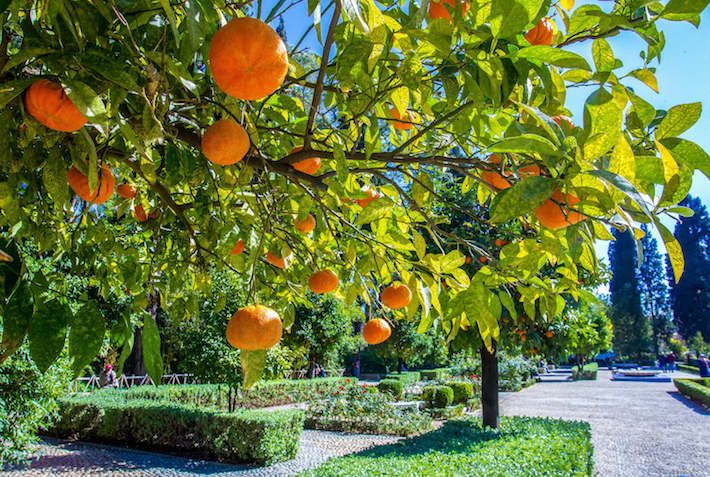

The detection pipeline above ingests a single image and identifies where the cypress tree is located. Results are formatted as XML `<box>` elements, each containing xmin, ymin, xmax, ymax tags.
<box><xmin>638</xmin><ymin>224</ymin><xmax>673</xmax><ymax>354</ymax></box>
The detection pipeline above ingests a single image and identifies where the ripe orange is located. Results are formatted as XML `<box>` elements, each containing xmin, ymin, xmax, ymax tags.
<box><xmin>266</xmin><ymin>250</ymin><xmax>290</xmax><ymax>269</ymax></box>
<box><xmin>134</xmin><ymin>204</ymin><xmax>148</xmax><ymax>222</ymax></box>
<box><xmin>545</xmin><ymin>330</ymin><xmax>554</xmax><ymax>338</ymax></box>
<box><xmin>381</xmin><ymin>284</ymin><xmax>412</xmax><ymax>309</ymax></box>
<box><xmin>525</xmin><ymin>18</ymin><xmax>555</xmax><ymax>46</ymax></box>
<box><xmin>518</xmin><ymin>164</ymin><xmax>541</xmax><ymax>178</ymax></box>
<box><xmin>465</xmin><ymin>256</ymin><xmax>472</xmax><ymax>264</ymax></box>
<box><xmin>24</xmin><ymin>79</ymin><xmax>87</xmax><ymax>132</ymax></box>
<box><xmin>429</xmin><ymin>0</ymin><xmax>467</xmax><ymax>21</ymax></box>
<box><xmin>534</xmin><ymin>189</ymin><xmax>585</xmax><ymax>230</ymax></box>
<box><xmin>201</xmin><ymin>119</ymin><xmax>250</xmax><ymax>166</ymax></box>
<box><xmin>67</xmin><ymin>164</ymin><xmax>115</xmax><ymax>204</ymax></box>
<box><xmin>389</xmin><ymin>107</ymin><xmax>415</xmax><ymax>130</ymax></box>
<box><xmin>290</xmin><ymin>146</ymin><xmax>322</xmax><ymax>175</ymax></box>
<box><xmin>495</xmin><ymin>239</ymin><xmax>508</xmax><ymax>247</ymax></box>
<box><xmin>552</xmin><ymin>115</ymin><xmax>574</xmax><ymax>130</ymax></box>
<box><xmin>481</xmin><ymin>154</ymin><xmax>511</xmax><ymax>191</ymax></box>
<box><xmin>356</xmin><ymin>188</ymin><xmax>380</xmax><ymax>208</ymax></box>
<box><xmin>209</xmin><ymin>17</ymin><xmax>288</xmax><ymax>100</ymax></box>
<box><xmin>479</xmin><ymin>256</ymin><xmax>488</xmax><ymax>264</ymax></box>
<box><xmin>294</xmin><ymin>213</ymin><xmax>316</xmax><ymax>234</ymax></box>
<box><xmin>231</xmin><ymin>239</ymin><xmax>245</xmax><ymax>255</ymax></box>
<box><xmin>117</xmin><ymin>183</ymin><xmax>137</xmax><ymax>199</ymax></box>
<box><xmin>308</xmin><ymin>269</ymin><xmax>339</xmax><ymax>294</ymax></box>
<box><xmin>362</xmin><ymin>318</ymin><xmax>392</xmax><ymax>345</ymax></box>
<box><xmin>226</xmin><ymin>305</ymin><xmax>282</xmax><ymax>350</ymax></box>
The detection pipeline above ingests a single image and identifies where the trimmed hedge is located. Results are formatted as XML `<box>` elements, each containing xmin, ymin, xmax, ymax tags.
<box><xmin>299</xmin><ymin>417</ymin><xmax>594</xmax><ymax>477</ymax></box>
<box><xmin>50</xmin><ymin>396</ymin><xmax>304</xmax><ymax>465</ymax></box>
<box><xmin>383</xmin><ymin>372</ymin><xmax>420</xmax><ymax>385</ymax></box>
<box><xmin>422</xmin><ymin>385</ymin><xmax>453</xmax><ymax>408</ymax></box>
<box><xmin>445</xmin><ymin>381</ymin><xmax>473</xmax><ymax>404</ymax></box>
<box><xmin>419</xmin><ymin>368</ymin><xmax>451</xmax><ymax>380</ymax></box>
<box><xmin>678</xmin><ymin>364</ymin><xmax>699</xmax><ymax>375</ymax></box>
<box><xmin>674</xmin><ymin>378</ymin><xmax>710</xmax><ymax>407</ymax></box>
<box><xmin>377</xmin><ymin>379</ymin><xmax>404</xmax><ymax>400</ymax></box>
<box><xmin>93</xmin><ymin>378</ymin><xmax>355</xmax><ymax>410</ymax></box>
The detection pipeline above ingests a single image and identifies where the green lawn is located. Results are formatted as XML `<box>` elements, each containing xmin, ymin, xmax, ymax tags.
<box><xmin>300</xmin><ymin>416</ymin><xmax>594</xmax><ymax>477</ymax></box>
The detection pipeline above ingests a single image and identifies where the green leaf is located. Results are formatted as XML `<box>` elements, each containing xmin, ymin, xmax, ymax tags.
<box><xmin>241</xmin><ymin>349</ymin><xmax>267</xmax><ymax>389</ymax></box>
<box><xmin>0</xmin><ymin>282</ymin><xmax>33</xmax><ymax>362</ymax></box>
<box><xmin>142</xmin><ymin>313</ymin><xmax>164</xmax><ymax>385</ymax></box>
<box><xmin>655</xmin><ymin>102</ymin><xmax>702</xmax><ymax>139</ymax></box>
<box><xmin>490</xmin><ymin>0</ymin><xmax>544</xmax><ymax>39</ymax></box>
<box><xmin>656</xmin><ymin>220</ymin><xmax>684</xmax><ymax>282</ymax></box>
<box><xmin>441</xmin><ymin>250</ymin><xmax>466</xmax><ymax>273</ymax></box>
<box><xmin>43</xmin><ymin>154</ymin><xmax>70</xmax><ymax>205</ymax></box>
<box><xmin>413</xmin><ymin>232</ymin><xmax>427</xmax><ymax>260</ymax></box>
<box><xmin>490</xmin><ymin>176</ymin><xmax>556</xmax><ymax>223</ymax></box>
<box><xmin>28</xmin><ymin>299</ymin><xmax>70</xmax><ymax>373</ymax></box>
<box><xmin>488</xmin><ymin>134</ymin><xmax>561</xmax><ymax>156</ymax></box>
<box><xmin>586</xmin><ymin>169</ymin><xmax>653</xmax><ymax>219</ymax></box>
<box><xmin>660</xmin><ymin>137</ymin><xmax>710</xmax><ymax>180</ymax></box>
<box><xmin>80</xmin><ymin>129</ymin><xmax>99</xmax><ymax>191</ymax></box>
<box><xmin>592</xmin><ymin>39</ymin><xmax>615</xmax><ymax>72</ymax></box>
<box><xmin>583</xmin><ymin>87</ymin><xmax>624</xmax><ymax>160</ymax></box>
<box><xmin>159</xmin><ymin>0</ymin><xmax>180</xmax><ymax>48</ymax></box>
<box><xmin>518</xmin><ymin>46</ymin><xmax>591</xmax><ymax>71</ymax></box>
<box><xmin>662</xmin><ymin>0</ymin><xmax>710</xmax><ymax>25</ymax></box>
<box><xmin>628</xmin><ymin>69</ymin><xmax>659</xmax><ymax>93</ymax></box>
<box><xmin>0</xmin><ymin>79</ymin><xmax>34</xmax><ymax>109</ymax></box>
<box><xmin>341</xmin><ymin>0</ymin><xmax>369</xmax><ymax>33</ymax></box>
<box><xmin>63</xmin><ymin>80</ymin><xmax>106</xmax><ymax>118</ymax></box>
<box><xmin>68</xmin><ymin>301</ymin><xmax>106</xmax><ymax>378</ymax></box>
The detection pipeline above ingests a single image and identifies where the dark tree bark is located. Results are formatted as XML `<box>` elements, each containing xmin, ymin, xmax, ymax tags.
<box><xmin>481</xmin><ymin>342</ymin><xmax>499</xmax><ymax>428</ymax></box>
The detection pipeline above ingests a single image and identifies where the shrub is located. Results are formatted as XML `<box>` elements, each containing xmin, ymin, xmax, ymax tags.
<box><xmin>422</xmin><ymin>385</ymin><xmax>453</xmax><ymax>408</ymax></box>
<box><xmin>444</xmin><ymin>381</ymin><xmax>473</xmax><ymax>404</ymax></box>
<box><xmin>420</xmin><ymin>368</ymin><xmax>450</xmax><ymax>380</ymax></box>
<box><xmin>674</xmin><ymin>378</ymin><xmax>710</xmax><ymax>407</ymax></box>
<box><xmin>678</xmin><ymin>364</ymin><xmax>699</xmax><ymax>375</ymax></box>
<box><xmin>306</xmin><ymin>384</ymin><xmax>431</xmax><ymax>436</ymax></box>
<box><xmin>50</xmin><ymin>395</ymin><xmax>304</xmax><ymax>465</ymax></box>
<box><xmin>425</xmin><ymin>403</ymin><xmax>465</xmax><ymax>419</ymax></box>
<box><xmin>94</xmin><ymin>377</ymin><xmax>356</xmax><ymax>409</ymax></box>
<box><xmin>377</xmin><ymin>379</ymin><xmax>404</xmax><ymax>400</ymax></box>
<box><xmin>299</xmin><ymin>417</ymin><xmax>594</xmax><ymax>477</ymax></box>
<box><xmin>0</xmin><ymin>349</ymin><xmax>68</xmax><ymax>468</ymax></box>
<box><xmin>383</xmin><ymin>371</ymin><xmax>420</xmax><ymax>385</ymax></box>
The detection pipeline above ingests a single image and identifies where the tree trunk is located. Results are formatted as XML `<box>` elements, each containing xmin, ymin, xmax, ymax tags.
<box><xmin>308</xmin><ymin>354</ymin><xmax>317</xmax><ymax>378</ymax></box>
<box><xmin>480</xmin><ymin>343</ymin><xmax>499</xmax><ymax>429</ymax></box>
<box><xmin>123</xmin><ymin>326</ymin><xmax>146</xmax><ymax>376</ymax></box>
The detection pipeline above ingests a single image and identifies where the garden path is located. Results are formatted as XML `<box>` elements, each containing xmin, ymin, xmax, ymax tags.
<box><xmin>3</xmin><ymin>430</ymin><xmax>401</xmax><ymax>477</ymax></box>
<box><xmin>499</xmin><ymin>368</ymin><xmax>709</xmax><ymax>477</ymax></box>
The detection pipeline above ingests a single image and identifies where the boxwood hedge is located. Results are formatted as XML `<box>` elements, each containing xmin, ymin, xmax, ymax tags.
<box><xmin>49</xmin><ymin>395</ymin><xmax>304</xmax><ymax>465</ymax></box>
<box><xmin>299</xmin><ymin>417</ymin><xmax>594</xmax><ymax>477</ymax></box>
<box><xmin>674</xmin><ymin>378</ymin><xmax>710</xmax><ymax>407</ymax></box>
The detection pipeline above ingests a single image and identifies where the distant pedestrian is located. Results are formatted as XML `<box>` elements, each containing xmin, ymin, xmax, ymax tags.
<box><xmin>698</xmin><ymin>354</ymin><xmax>710</xmax><ymax>378</ymax></box>
<box><xmin>658</xmin><ymin>354</ymin><xmax>667</xmax><ymax>372</ymax></box>
<box><xmin>100</xmin><ymin>364</ymin><xmax>118</xmax><ymax>388</ymax></box>
<box><xmin>352</xmin><ymin>357</ymin><xmax>361</xmax><ymax>379</ymax></box>
<box><xmin>666</xmin><ymin>352</ymin><xmax>676</xmax><ymax>372</ymax></box>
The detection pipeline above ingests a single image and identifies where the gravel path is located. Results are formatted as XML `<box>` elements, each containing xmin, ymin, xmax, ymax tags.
<box><xmin>500</xmin><ymin>369</ymin><xmax>710</xmax><ymax>477</ymax></box>
<box><xmin>3</xmin><ymin>430</ymin><xmax>402</xmax><ymax>477</ymax></box>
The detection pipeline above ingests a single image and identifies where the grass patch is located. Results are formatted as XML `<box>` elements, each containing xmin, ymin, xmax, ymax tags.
<box><xmin>299</xmin><ymin>416</ymin><xmax>594</xmax><ymax>477</ymax></box>
<box><xmin>572</xmin><ymin>363</ymin><xmax>598</xmax><ymax>380</ymax></box>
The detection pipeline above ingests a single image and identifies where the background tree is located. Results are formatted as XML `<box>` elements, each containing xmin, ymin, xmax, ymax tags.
<box><xmin>668</xmin><ymin>196</ymin><xmax>710</xmax><ymax>342</ymax></box>
<box><xmin>368</xmin><ymin>316</ymin><xmax>449</xmax><ymax>373</ymax></box>
<box><xmin>638</xmin><ymin>224</ymin><xmax>673</xmax><ymax>354</ymax></box>
<box><xmin>0</xmin><ymin>0</ymin><xmax>708</xmax><ymax>430</ymax></box>
<box><xmin>565</xmin><ymin>300</ymin><xmax>613</xmax><ymax>371</ymax></box>
<box><xmin>608</xmin><ymin>229</ymin><xmax>651</xmax><ymax>359</ymax></box>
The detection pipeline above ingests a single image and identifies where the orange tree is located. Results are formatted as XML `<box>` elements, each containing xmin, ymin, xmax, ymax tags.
<box><xmin>1</xmin><ymin>0</ymin><xmax>709</xmax><ymax>427</ymax></box>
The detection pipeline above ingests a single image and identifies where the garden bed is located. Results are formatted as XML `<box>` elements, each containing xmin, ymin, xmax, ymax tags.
<box><xmin>678</xmin><ymin>364</ymin><xmax>700</xmax><ymax>375</ymax></box>
<box><xmin>673</xmin><ymin>378</ymin><xmax>710</xmax><ymax>407</ymax></box>
<box><xmin>299</xmin><ymin>416</ymin><xmax>594</xmax><ymax>476</ymax></box>
<box><xmin>49</xmin><ymin>395</ymin><xmax>304</xmax><ymax>465</ymax></box>
<box><xmin>572</xmin><ymin>363</ymin><xmax>598</xmax><ymax>380</ymax></box>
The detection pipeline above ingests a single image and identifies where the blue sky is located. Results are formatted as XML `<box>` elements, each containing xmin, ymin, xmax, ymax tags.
<box><xmin>265</xmin><ymin>0</ymin><xmax>710</xmax><ymax>262</ymax></box>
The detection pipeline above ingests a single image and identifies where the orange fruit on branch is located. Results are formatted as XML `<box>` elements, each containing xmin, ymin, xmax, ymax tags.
<box><xmin>201</xmin><ymin>119</ymin><xmax>250</xmax><ymax>166</ymax></box>
<box><xmin>226</xmin><ymin>305</ymin><xmax>282</xmax><ymax>350</ymax></box>
<box><xmin>518</xmin><ymin>164</ymin><xmax>541</xmax><ymax>178</ymax></box>
<box><xmin>209</xmin><ymin>17</ymin><xmax>288</xmax><ymax>100</ymax></box>
<box><xmin>290</xmin><ymin>146</ymin><xmax>322</xmax><ymax>175</ymax></box>
<box><xmin>465</xmin><ymin>256</ymin><xmax>472</xmax><ymax>264</ymax></box>
<box><xmin>308</xmin><ymin>269</ymin><xmax>339</xmax><ymax>294</ymax></box>
<box><xmin>479</xmin><ymin>256</ymin><xmax>488</xmax><ymax>264</ymax></box>
<box><xmin>67</xmin><ymin>164</ymin><xmax>115</xmax><ymax>204</ymax></box>
<box><xmin>356</xmin><ymin>188</ymin><xmax>381</xmax><ymax>208</ymax></box>
<box><xmin>133</xmin><ymin>204</ymin><xmax>148</xmax><ymax>222</ymax></box>
<box><xmin>389</xmin><ymin>107</ymin><xmax>415</xmax><ymax>130</ymax></box>
<box><xmin>117</xmin><ymin>183</ymin><xmax>137</xmax><ymax>199</ymax></box>
<box><xmin>534</xmin><ymin>189</ymin><xmax>586</xmax><ymax>230</ymax></box>
<box><xmin>381</xmin><ymin>284</ymin><xmax>412</xmax><ymax>309</ymax></box>
<box><xmin>525</xmin><ymin>18</ymin><xmax>556</xmax><ymax>46</ymax></box>
<box><xmin>481</xmin><ymin>154</ymin><xmax>511</xmax><ymax>191</ymax></box>
<box><xmin>429</xmin><ymin>0</ymin><xmax>468</xmax><ymax>21</ymax></box>
<box><xmin>294</xmin><ymin>213</ymin><xmax>316</xmax><ymax>234</ymax></box>
<box><xmin>24</xmin><ymin>79</ymin><xmax>87</xmax><ymax>132</ymax></box>
<box><xmin>231</xmin><ymin>239</ymin><xmax>245</xmax><ymax>255</ymax></box>
<box><xmin>495</xmin><ymin>239</ymin><xmax>508</xmax><ymax>247</ymax></box>
<box><xmin>545</xmin><ymin>330</ymin><xmax>554</xmax><ymax>338</ymax></box>
<box><xmin>362</xmin><ymin>318</ymin><xmax>392</xmax><ymax>345</ymax></box>
<box><xmin>266</xmin><ymin>250</ymin><xmax>291</xmax><ymax>269</ymax></box>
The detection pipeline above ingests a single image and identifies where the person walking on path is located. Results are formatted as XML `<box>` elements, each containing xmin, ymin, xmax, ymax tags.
<box><xmin>698</xmin><ymin>354</ymin><xmax>710</xmax><ymax>378</ymax></box>
<box><xmin>666</xmin><ymin>351</ymin><xmax>676</xmax><ymax>372</ymax></box>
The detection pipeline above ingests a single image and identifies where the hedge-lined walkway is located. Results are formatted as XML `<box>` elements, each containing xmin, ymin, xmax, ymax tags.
<box><xmin>500</xmin><ymin>369</ymin><xmax>710</xmax><ymax>477</ymax></box>
<box><xmin>5</xmin><ymin>430</ymin><xmax>401</xmax><ymax>477</ymax></box>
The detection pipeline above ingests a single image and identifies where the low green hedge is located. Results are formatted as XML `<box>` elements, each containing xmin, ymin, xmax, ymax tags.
<box><xmin>678</xmin><ymin>364</ymin><xmax>699</xmax><ymax>375</ymax></box>
<box><xmin>50</xmin><ymin>395</ymin><xmax>304</xmax><ymax>465</ymax></box>
<box><xmin>377</xmin><ymin>379</ymin><xmax>404</xmax><ymax>400</ymax></box>
<box><xmin>422</xmin><ymin>385</ymin><xmax>453</xmax><ymax>408</ymax></box>
<box><xmin>572</xmin><ymin>363</ymin><xmax>598</xmax><ymax>381</ymax></box>
<box><xmin>674</xmin><ymin>378</ymin><xmax>710</xmax><ymax>407</ymax></box>
<box><xmin>419</xmin><ymin>368</ymin><xmax>451</xmax><ymax>380</ymax></box>
<box><xmin>93</xmin><ymin>377</ymin><xmax>355</xmax><ymax>409</ymax></box>
<box><xmin>299</xmin><ymin>416</ymin><xmax>594</xmax><ymax>477</ymax></box>
<box><xmin>444</xmin><ymin>381</ymin><xmax>473</xmax><ymax>404</ymax></box>
<box><xmin>383</xmin><ymin>371</ymin><xmax>420</xmax><ymax>385</ymax></box>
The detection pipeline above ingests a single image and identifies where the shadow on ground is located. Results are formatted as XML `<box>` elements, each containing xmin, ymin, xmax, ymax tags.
<box><xmin>667</xmin><ymin>391</ymin><xmax>710</xmax><ymax>416</ymax></box>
